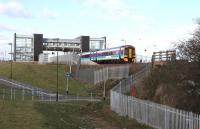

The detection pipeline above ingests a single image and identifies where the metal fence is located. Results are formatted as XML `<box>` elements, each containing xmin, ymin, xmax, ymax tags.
<box><xmin>77</xmin><ymin>65</ymin><xmax>130</xmax><ymax>85</ymax></box>
<box><xmin>0</xmin><ymin>77</ymin><xmax>102</xmax><ymax>102</ymax></box>
<box><xmin>110</xmin><ymin>64</ymin><xmax>200</xmax><ymax>129</ymax></box>
<box><xmin>136</xmin><ymin>55</ymin><xmax>152</xmax><ymax>63</ymax></box>
<box><xmin>94</xmin><ymin>65</ymin><xmax>129</xmax><ymax>84</ymax></box>
<box><xmin>76</xmin><ymin>68</ymin><xmax>95</xmax><ymax>84</ymax></box>
<box><xmin>0</xmin><ymin>87</ymin><xmax>50</xmax><ymax>101</ymax></box>
<box><xmin>50</xmin><ymin>53</ymin><xmax>80</xmax><ymax>65</ymax></box>
<box><xmin>0</xmin><ymin>86</ymin><xmax>101</xmax><ymax>102</ymax></box>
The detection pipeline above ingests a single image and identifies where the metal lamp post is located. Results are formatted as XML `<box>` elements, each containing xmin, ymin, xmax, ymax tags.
<box><xmin>56</xmin><ymin>38</ymin><xmax>59</xmax><ymax>102</ymax></box>
<box><xmin>121</xmin><ymin>39</ymin><xmax>126</xmax><ymax>58</ymax></box>
<box><xmin>8</xmin><ymin>43</ymin><xmax>12</xmax><ymax>79</ymax></box>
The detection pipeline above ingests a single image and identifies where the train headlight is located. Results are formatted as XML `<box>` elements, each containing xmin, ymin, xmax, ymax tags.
<box><xmin>124</xmin><ymin>58</ymin><xmax>128</xmax><ymax>62</ymax></box>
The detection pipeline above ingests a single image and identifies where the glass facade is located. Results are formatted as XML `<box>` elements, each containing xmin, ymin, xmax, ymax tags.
<box><xmin>14</xmin><ymin>33</ymin><xmax>106</xmax><ymax>61</ymax></box>
<box><xmin>90</xmin><ymin>37</ymin><xmax>106</xmax><ymax>51</ymax></box>
<box><xmin>15</xmin><ymin>34</ymin><xmax>34</xmax><ymax>61</ymax></box>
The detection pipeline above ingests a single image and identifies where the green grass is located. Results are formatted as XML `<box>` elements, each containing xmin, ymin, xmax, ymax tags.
<box><xmin>0</xmin><ymin>62</ymin><xmax>92</xmax><ymax>96</ymax></box>
<box><xmin>0</xmin><ymin>85</ymin><xmax>36</xmax><ymax>101</ymax></box>
<box><xmin>0</xmin><ymin>63</ymin><xmax>154</xmax><ymax>129</ymax></box>
<box><xmin>0</xmin><ymin>83</ymin><xmax>152</xmax><ymax>129</ymax></box>
<box><xmin>0</xmin><ymin>99</ymin><xmax>153</xmax><ymax>129</ymax></box>
<box><xmin>0</xmin><ymin>100</ymin><xmax>46</xmax><ymax>129</ymax></box>
<box><xmin>0</xmin><ymin>62</ymin><xmax>146</xmax><ymax>97</ymax></box>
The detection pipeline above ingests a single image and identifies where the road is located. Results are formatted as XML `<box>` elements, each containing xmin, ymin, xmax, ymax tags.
<box><xmin>0</xmin><ymin>77</ymin><xmax>101</xmax><ymax>102</ymax></box>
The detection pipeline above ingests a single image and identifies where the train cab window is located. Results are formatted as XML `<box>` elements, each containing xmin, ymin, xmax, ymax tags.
<box><xmin>124</xmin><ymin>48</ymin><xmax>128</xmax><ymax>55</ymax></box>
<box><xmin>124</xmin><ymin>47</ymin><xmax>134</xmax><ymax>56</ymax></box>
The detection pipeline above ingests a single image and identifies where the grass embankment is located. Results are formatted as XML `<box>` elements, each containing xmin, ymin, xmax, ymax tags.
<box><xmin>0</xmin><ymin>83</ymin><xmax>152</xmax><ymax>129</ymax></box>
<box><xmin>87</xmin><ymin>63</ymin><xmax>147</xmax><ymax>96</ymax></box>
<box><xmin>0</xmin><ymin>62</ymin><xmax>146</xmax><ymax>97</ymax></box>
<box><xmin>0</xmin><ymin>63</ymin><xmax>153</xmax><ymax>129</ymax></box>
<box><xmin>0</xmin><ymin>99</ymin><xmax>152</xmax><ymax>129</ymax></box>
<box><xmin>0</xmin><ymin>62</ymin><xmax>91</xmax><ymax>96</ymax></box>
<box><xmin>0</xmin><ymin>101</ymin><xmax>45</xmax><ymax>129</ymax></box>
<box><xmin>135</xmin><ymin>61</ymin><xmax>200</xmax><ymax>113</ymax></box>
<box><xmin>0</xmin><ymin>84</ymin><xmax>36</xmax><ymax>101</ymax></box>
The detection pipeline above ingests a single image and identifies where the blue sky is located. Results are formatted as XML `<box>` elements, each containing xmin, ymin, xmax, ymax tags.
<box><xmin>0</xmin><ymin>0</ymin><xmax>200</xmax><ymax>59</ymax></box>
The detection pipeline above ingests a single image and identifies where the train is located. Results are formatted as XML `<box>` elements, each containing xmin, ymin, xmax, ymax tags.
<box><xmin>80</xmin><ymin>45</ymin><xmax>136</xmax><ymax>63</ymax></box>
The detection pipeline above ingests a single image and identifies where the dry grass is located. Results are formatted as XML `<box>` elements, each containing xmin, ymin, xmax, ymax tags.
<box><xmin>140</xmin><ymin>61</ymin><xmax>200</xmax><ymax>113</ymax></box>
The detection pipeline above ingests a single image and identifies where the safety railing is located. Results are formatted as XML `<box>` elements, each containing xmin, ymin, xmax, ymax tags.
<box><xmin>110</xmin><ymin>64</ymin><xmax>200</xmax><ymax>129</ymax></box>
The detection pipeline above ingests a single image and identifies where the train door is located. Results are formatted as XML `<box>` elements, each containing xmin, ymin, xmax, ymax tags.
<box><xmin>128</xmin><ymin>48</ymin><xmax>133</xmax><ymax>59</ymax></box>
<box><xmin>128</xmin><ymin>47</ymin><xmax>134</xmax><ymax>63</ymax></box>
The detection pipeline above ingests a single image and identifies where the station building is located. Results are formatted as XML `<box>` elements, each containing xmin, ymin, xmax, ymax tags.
<box><xmin>13</xmin><ymin>33</ymin><xmax>106</xmax><ymax>61</ymax></box>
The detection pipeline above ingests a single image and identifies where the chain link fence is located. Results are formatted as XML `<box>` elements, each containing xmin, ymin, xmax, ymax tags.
<box><xmin>77</xmin><ymin>65</ymin><xmax>130</xmax><ymax>85</ymax></box>
<box><xmin>50</xmin><ymin>53</ymin><xmax>80</xmax><ymax>65</ymax></box>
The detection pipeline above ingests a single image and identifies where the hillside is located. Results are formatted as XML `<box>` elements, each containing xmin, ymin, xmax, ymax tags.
<box><xmin>0</xmin><ymin>62</ymin><xmax>145</xmax><ymax>96</ymax></box>
<box><xmin>135</xmin><ymin>61</ymin><xmax>200</xmax><ymax>113</ymax></box>
<box><xmin>0</xmin><ymin>81</ymin><xmax>152</xmax><ymax>129</ymax></box>
<box><xmin>0</xmin><ymin>62</ymin><xmax>92</xmax><ymax>96</ymax></box>
<box><xmin>0</xmin><ymin>98</ymin><xmax>152</xmax><ymax>129</ymax></box>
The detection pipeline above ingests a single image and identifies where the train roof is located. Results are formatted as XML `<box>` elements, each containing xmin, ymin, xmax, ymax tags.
<box><xmin>94</xmin><ymin>45</ymin><xmax>135</xmax><ymax>52</ymax></box>
<box><xmin>80</xmin><ymin>45</ymin><xmax>135</xmax><ymax>55</ymax></box>
<box><xmin>104</xmin><ymin>45</ymin><xmax>134</xmax><ymax>50</ymax></box>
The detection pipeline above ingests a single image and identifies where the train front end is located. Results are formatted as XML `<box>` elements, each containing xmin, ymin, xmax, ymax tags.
<box><xmin>123</xmin><ymin>45</ymin><xmax>135</xmax><ymax>63</ymax></box>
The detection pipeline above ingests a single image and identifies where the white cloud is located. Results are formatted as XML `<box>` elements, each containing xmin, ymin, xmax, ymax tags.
<box><xmin>0</xmin><ymin>36</ymin><xmax>12</xmax><ymax>59</ymax></box>
<box><xmin>85</xmin><ymin>0</ymin><xmax>128</xmax><ymax>17</ymax></box>
<box><xmin>166</xmin><ymin>24</ymin><xmax>197</xmax><ymax>38</ymax></box>
<box><xmin>0</xmin><ymin>39</ymin><xmax>10</xmax><ymax>45</ymax></box>
<box><xmin>0</xmin><ymin>1</ymin><xmax>59</xmax><ymax>19</ymax></box>
<box><xmin>0</xmin><ymin>21</ymin><xmax>43</xmax><ymax>34</ymax></box>
<box><xmin>0</xmin><ymin>41</ymin><xmax>10</xmax><ymax>60</ymax></box>
<box><xmin>0</xmin><ymin>33</ymin><xmax>12</xmax><ymax>44</ymax></box>
<box><xmin>0</xmin><ymin>37</ymin><xmax>6</xmax><ymax>42</ymax></box>
<box><xmin>0</xmin><ymin>24</ymin><xmax>17</xmax><ymax>31</ymax></box>
<box><xmin>134</xmin><ymin>24</ymin><xmax>198</xmax><ymax>55</ymax></box>
<box><xmin>131</xmin><ymin>14</ymin><xmax>154</xmax><ymax>23</ymax></box>
<box><xmin>77</xmin><ymin>0</ymin><xmax>153</xmax><ymax>22</ymax></box>
<box><xmin>40</xmin><ymin>9</ymin><xmax>58</xmax><ymax>19</ymax></box>
<box><xmin>105</xmin><ymin>23</ymin><xmax>198</xmax><ymax>57</ymax></box>
<box><xmin>0</xmin><ymin>1</ymin><xmax>32</xmax><ymax>18</ymax></box>
<box><xmin>76</xmin><ymin>0</ymin><xmax>130</xmax><ymax>19</ymax></box>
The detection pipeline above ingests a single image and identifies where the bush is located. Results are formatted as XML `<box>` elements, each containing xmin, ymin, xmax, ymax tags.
<box><xmin>143</xmin><ymin>61</ymin><xmax>200</xmax><ymax>113</ymax></box>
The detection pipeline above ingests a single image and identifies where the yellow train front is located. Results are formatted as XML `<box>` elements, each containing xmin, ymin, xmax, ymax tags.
<box><xmin>122</xmin><ymin>45</ymin><xmax>136</xmax><ymax>63</ymax></box>
<box><xmin>80</xmin><ymin>45</ymin><xmax>136</xmax><ymax>64</ymax></box>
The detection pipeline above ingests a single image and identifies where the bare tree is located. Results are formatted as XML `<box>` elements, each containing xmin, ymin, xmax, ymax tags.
<box><xmin>176</xmin><ymin>19</ymin><xmax>200</xmax><ymax>64</ymax></box>
<box><xmin>142</xmin><ymin>18</ymin><xmax>200</xmax><ymax>113</ymax></box>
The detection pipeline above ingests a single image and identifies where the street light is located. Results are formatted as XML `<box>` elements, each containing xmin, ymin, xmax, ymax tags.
<box><xmin>121</xmin><ymin>39</ymin><xmax>126</xmax><ymax>57</ymax></box>
<box><xmin>8</xmin><ymin>43</ymin><xmax>12</xmax><ymax>79</ymax></box>
<box><xmin>54</xmin><ymin>38</ymin><xmax>59</xmax><ymax>102</ymax></box>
